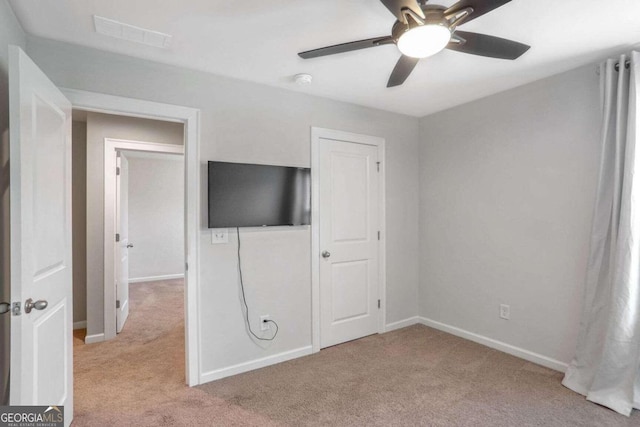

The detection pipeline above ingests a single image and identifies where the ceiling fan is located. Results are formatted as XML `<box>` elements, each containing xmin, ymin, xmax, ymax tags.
<box><xmin>298</xmin><ymin>0</ymin><xmax>530</xmax><ymax>87</ymax></box>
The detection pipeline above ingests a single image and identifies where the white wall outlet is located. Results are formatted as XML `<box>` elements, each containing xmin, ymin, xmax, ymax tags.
<box><xmin>260</xmin><ymin>315</ymin><xmax>271</xmax><ymax>331</ymax></box>
<box><xmin>211</xmin><ymin>228</ymin><xmax>228</xmax><ymax>244</ymax></box>
<box><xmin>499</xmin><ymin>304</ymin><xmax>510</xmax><ymax>320</ymax></box>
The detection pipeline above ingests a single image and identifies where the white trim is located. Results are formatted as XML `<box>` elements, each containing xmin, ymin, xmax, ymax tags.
<box><xmin>384</xmin><ymin>316</ymin><xmax>421</xmax><ymax>332</ymax></box>
<box><xmin>310</xmin><ymin>127</ymin><xmax>387</xmax><ymax>353</ymax></box>
<box><xmin>61</xmin><ymin>88</ymin><xmax>191</xmax><ymax>123</ymax></box>
<box><xmin>61</xmin><ymin>88</ymin><xmax>201</xmax><ymax>387</ymax></box>
<box><xmin>73</xmin><ymin>321</ymin><xmax>87</xmax><ymax>330</ymax></box>
<box><xmin>200</xmin><ymin>346</ymin><xmax>313</xmax><ymax>383</ymax></box>
<box><xmin>84</xmin><ymin>333</ymin><xmax>105</xmax><ymax>344</ymax></box>
<box><xmin>378</xmin><ymin>143</ymin><xmax>387</xmax><ymax>335</ymax></box>
<box><xmin>418</xmin><ymin>317</ymin><xmax>568</xmax><ymax>373</ymax></box>
<box><xmin>311</xmin><ymin>132</ymin><xmax>320</xmax><ymax>353</ymax></box>
<box><xmin>129</xmin><ymin>273</ymin><xmax>185</xmax><ymax>283</ymax></box>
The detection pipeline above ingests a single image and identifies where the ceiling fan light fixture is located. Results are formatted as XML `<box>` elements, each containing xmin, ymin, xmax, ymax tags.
<box><xmin>397</xmin><ymin>24</ymin><xmax>451</xmax><ymax>59</ymax></box>
<box><xmin>297</xmin><ymin>0</ymin><xmax>531</xmax><ymax>88</ymax></box>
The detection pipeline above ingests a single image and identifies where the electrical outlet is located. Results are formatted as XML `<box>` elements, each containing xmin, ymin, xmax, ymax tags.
<box><xmin>260</xmin><ymin>315</ymin><xmax>271</xmax><ymax>331</ymax></box>
<box><xmin>500</xmin><ymin>304</ymin><xmax>510</xmax><ymax>320</ymax></box>
<box><xmin>211</xmin><ymin>228</ymin><xmax>228</xmax><ymax>244</ymax></box>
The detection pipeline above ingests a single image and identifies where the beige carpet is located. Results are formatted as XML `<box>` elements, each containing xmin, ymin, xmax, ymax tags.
<box><xmin>73</xmin><ymin>279</ymin><xmax>639</xmax><ymax>426</ymax></box>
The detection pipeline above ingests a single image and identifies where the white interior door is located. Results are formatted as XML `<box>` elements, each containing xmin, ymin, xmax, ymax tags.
<box><xmin>319</xmin><ymin>138</ymin><xmax>380</xmax><ymax>348</ymax></box>
<box><xmin>115</xmin><ymin>153</ymin><xmax>130</xmax><ymax>333</ymax></box>
<box><xmin>9</xmin><ymin>46</ymin><xmax>73</xmax><ymax>426</ymax></box>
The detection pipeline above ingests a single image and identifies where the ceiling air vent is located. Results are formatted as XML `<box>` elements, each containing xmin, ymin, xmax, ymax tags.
<box><xmin>93</xmin><ymin>15</ymin><xmax>172</xmax><ymax>49</ymax></box>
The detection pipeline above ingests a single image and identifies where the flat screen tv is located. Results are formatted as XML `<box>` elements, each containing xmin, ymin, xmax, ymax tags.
<box><xmin>208</xmin><ymin>161</ymin><xmax>311</xmax><ymax>228</ymax></box>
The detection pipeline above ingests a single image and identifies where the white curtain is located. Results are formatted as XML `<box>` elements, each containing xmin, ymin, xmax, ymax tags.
<box><xmin>562</xmin><ymin>52</ymin><xmax>640</xmax><ymax>416</ymax></box>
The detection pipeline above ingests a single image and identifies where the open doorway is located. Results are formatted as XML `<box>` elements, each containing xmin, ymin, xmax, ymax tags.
<box><xmin>62</xmin><ymin>88</ymin><xmax>200</xmax><ymax>390</ymax></box>
<box><xmin>115</xmin><ymin>149</ymin><xmax>185</xmax><ymax>332</ymax></box>
<box><xmin>69</xmin><ymin>109</ymin><xmax>189</xmax><ymax>413</ymax></box>
<box><xmin>104</xmin><ymin>138</ymin><xmax>184</xmax><ymax>337</ymax></box>
<box><xmin>70</xmin><ymin>110</ymin><xmax>186</xmax><ymax>329</ymax></box>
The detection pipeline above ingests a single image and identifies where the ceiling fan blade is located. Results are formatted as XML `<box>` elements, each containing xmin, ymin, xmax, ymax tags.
<box><xmin>447</xmin><ymin>31</ymin><xmax>530</xmax><ymax>59</ymax></box>
<box><xmin>298</xmin><ymin>36</ymin><xmax>394</xmax><ymax>59</ymax></box>
<box><xmin>445</xmin><ymin>0</ymin><xmax>512</xmax><ymax>23</ymax></box>
<box><xmin>380</xmin><ymin>0</ymin><xmax>425</xmax><ymax>22</ymax></box>
<box><xmin>387</xmin><ymin>55</ymin><xmax>420</xmax><ymax>87</ymax></box>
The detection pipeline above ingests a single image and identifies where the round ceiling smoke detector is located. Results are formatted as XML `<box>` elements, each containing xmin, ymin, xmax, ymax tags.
<box><xmin>294</xmin><ymin>73</ymin><xmax>313</xmax><ymax>85</ymax></box>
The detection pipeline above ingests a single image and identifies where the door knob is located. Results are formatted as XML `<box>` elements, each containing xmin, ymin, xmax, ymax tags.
<box><xmin>24</xmin><ymin>298</ymin><xmax>48</xmax><ymax>314</ymax></box>
<box><xmin>322</xmin><ymin>251</ymin><xmax>331</xmax><ymax>258</ymax></box>
<box><xmin>0</xmin><ymin>302</ymin><xmax>10</xmax><ymax>315</ymax></box>
<box><xmin>126</xmin><ymin>243</ymin><xmax>134</xmax><ymax>248</ymax></box>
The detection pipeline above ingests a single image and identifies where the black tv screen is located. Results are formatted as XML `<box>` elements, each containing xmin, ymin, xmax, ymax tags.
<box><xmin>208</xmin><ymin>161</ymin><xmax>311</xmax><ymax>228</ymax></box>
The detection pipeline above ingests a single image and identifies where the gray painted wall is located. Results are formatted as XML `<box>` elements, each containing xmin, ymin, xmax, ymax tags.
<box><xmin>419</xmin><ymin>64</ymin><xmax>601</xmax><ymax>364</ymax></box>
<box><xmin>72</xmin><ymin>120</ymin><xmax>87</xmax><ymax>324</ymax></box>
<box><xmin>25</xmin><ymin>35</ymin><xmax>421</xmax><ymax>375</ymax></box>
<box><xmin>0</xmin><ymin>0</ymin><xmax>25</xmax><ymax>406</ymax></box>
<box><xmin>127</xmin><ymin>155</ymin><xmax>184</xmax><ymax>281</ymax></box>
<box><xmin>84</xmin><ymin>112</ymin><xmax>184</xmax><ymax>334</ymax></box>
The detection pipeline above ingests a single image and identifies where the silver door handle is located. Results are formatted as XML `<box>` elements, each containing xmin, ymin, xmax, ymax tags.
<box><xmin>127</xmin><ymin>243</ymin><xmax>134</xmax><ymax>248</ymax></box>
<box><xmin>24</xmin><ymin>298</ymin><xmax>48</xmax><ymax>314</ymax></box>
<box><xmin>0</xmin><ymin>302</ymin><xmax>10</xmax><ymax>315</ymax></box>
<box><xmin>322</xmin><ymin>251</ymin><xmax>331</xmax><ymax>258</ymax></box>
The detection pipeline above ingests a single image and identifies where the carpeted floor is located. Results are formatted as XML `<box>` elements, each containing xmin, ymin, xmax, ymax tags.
<box><xmin>73</xmin><ymin>279</ymin><xmax>639</xmax><ymax>426</ymax></box>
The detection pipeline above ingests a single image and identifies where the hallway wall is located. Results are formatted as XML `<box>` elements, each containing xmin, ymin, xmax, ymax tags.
<box><xmin>127</xmin><ymin>154</ymin><xmax>184</xmax><ymax>282</ymax></box>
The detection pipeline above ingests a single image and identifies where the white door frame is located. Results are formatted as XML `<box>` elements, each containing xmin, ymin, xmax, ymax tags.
<box><xmin>104</xmin><ymin>139</ymin><xmax>184</xmax><ymax>338</ymax></box>
<box><xmin>310</xmin><ymin>127</ymin><xmax>386</xmax><ymax>353</ymax></box>
<box><xmin>61</xmin><ymin>88</ymin><xmax>201</xmax><ymax>386</ymax></box>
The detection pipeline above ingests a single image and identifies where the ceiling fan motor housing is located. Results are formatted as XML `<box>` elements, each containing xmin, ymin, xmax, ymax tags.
<box><xmin>391</xmin><ymin>5</ymin><xmax>451</xmax><ymax>42</ymax></box>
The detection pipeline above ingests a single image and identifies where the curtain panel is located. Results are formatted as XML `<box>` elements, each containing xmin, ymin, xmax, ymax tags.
<box><xmin>562</xmin><ymin>51</ymin><xmax>640</xmax><ymax>416</ymax></box>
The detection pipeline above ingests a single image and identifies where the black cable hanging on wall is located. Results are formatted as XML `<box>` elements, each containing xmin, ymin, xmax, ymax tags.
<box><xmin>236</xmin><ymin>227</ymin><xmax>279</xmax><ymax>341</ymax></box>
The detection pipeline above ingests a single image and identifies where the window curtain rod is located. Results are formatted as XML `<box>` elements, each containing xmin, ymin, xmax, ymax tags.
<box><xmin>596</xmin><ymin>59</ymin><xmax>631</xmax><ymax>75</ymax></box>
<box><xmin>615</xmin><ymin>60</ymin><xmax>631</xmax><ymax>71</ymax></box>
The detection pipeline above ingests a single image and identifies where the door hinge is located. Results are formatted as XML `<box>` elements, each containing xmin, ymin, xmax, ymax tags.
<box><xmin>378</xmin><ymin>231</ymin><xmax>381</xmax><ymax>240</ymax></box>
<box><xmin>115</xmin><ymin>233</ymin><xmax>120</xmax><ymax>242</ymax></box>
<box><xmin>378</xmin><ymin>299</ymin><xmax>381</xmax><ymax>309</ymax></box>
<box><xmin>376</xmin><ymin>162</ymin><xmax>381</xmax><ymax>172</ymax></box>
<box><xmin>185</xmin><ymin>262</ymin><xmax>188</xmax><ymax>271</ymax></box>
<box><xmin>116</xmin><ymin>167</ymin><xmax>121</xmax><ymax>176</ymax></box>
<box><xmin>116</xmin><ymin>300</ymin><xmax>121</xmax><ymax>309</ymax></box>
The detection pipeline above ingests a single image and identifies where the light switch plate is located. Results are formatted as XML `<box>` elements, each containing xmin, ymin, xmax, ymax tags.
<box><xmin>211</xmin><ymin>228</ymin><xmax>228</xmax><ymax>244</ymax></box>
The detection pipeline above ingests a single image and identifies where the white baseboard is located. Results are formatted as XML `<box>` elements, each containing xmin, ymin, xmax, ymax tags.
<box><xmin>385</xmin><ymin>316</ymin><xmax>421</xmax><ymax>332</ymax></box>
<box><xmin>129</xmin><ymin>273</ymin><xmax>184</xmax><ymax>284</ymax></box>
<box><xmin>418</xmin><ymin>317</ymin><xmax>568</xmax><ymax>373</ymax></box>
<box><xmin>73</xmin><ymin>320</ymin><xmax>87</xmax><ymax>330</ymax></box>
<box><xmin>200</xmin><ymin>346</ymin><xmax>313</xmax><ymax>384</ymax></box>
<box><xmin>84</xmin><ymin>333</ymin><xmax>105</xmax><ymax>344</ymax></box>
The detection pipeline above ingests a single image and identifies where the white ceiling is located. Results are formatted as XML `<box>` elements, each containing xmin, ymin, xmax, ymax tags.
<box><xmin>9</xmin><ymin>0</ymin><xmax>640</xmax><ymax>117</ymax></box>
